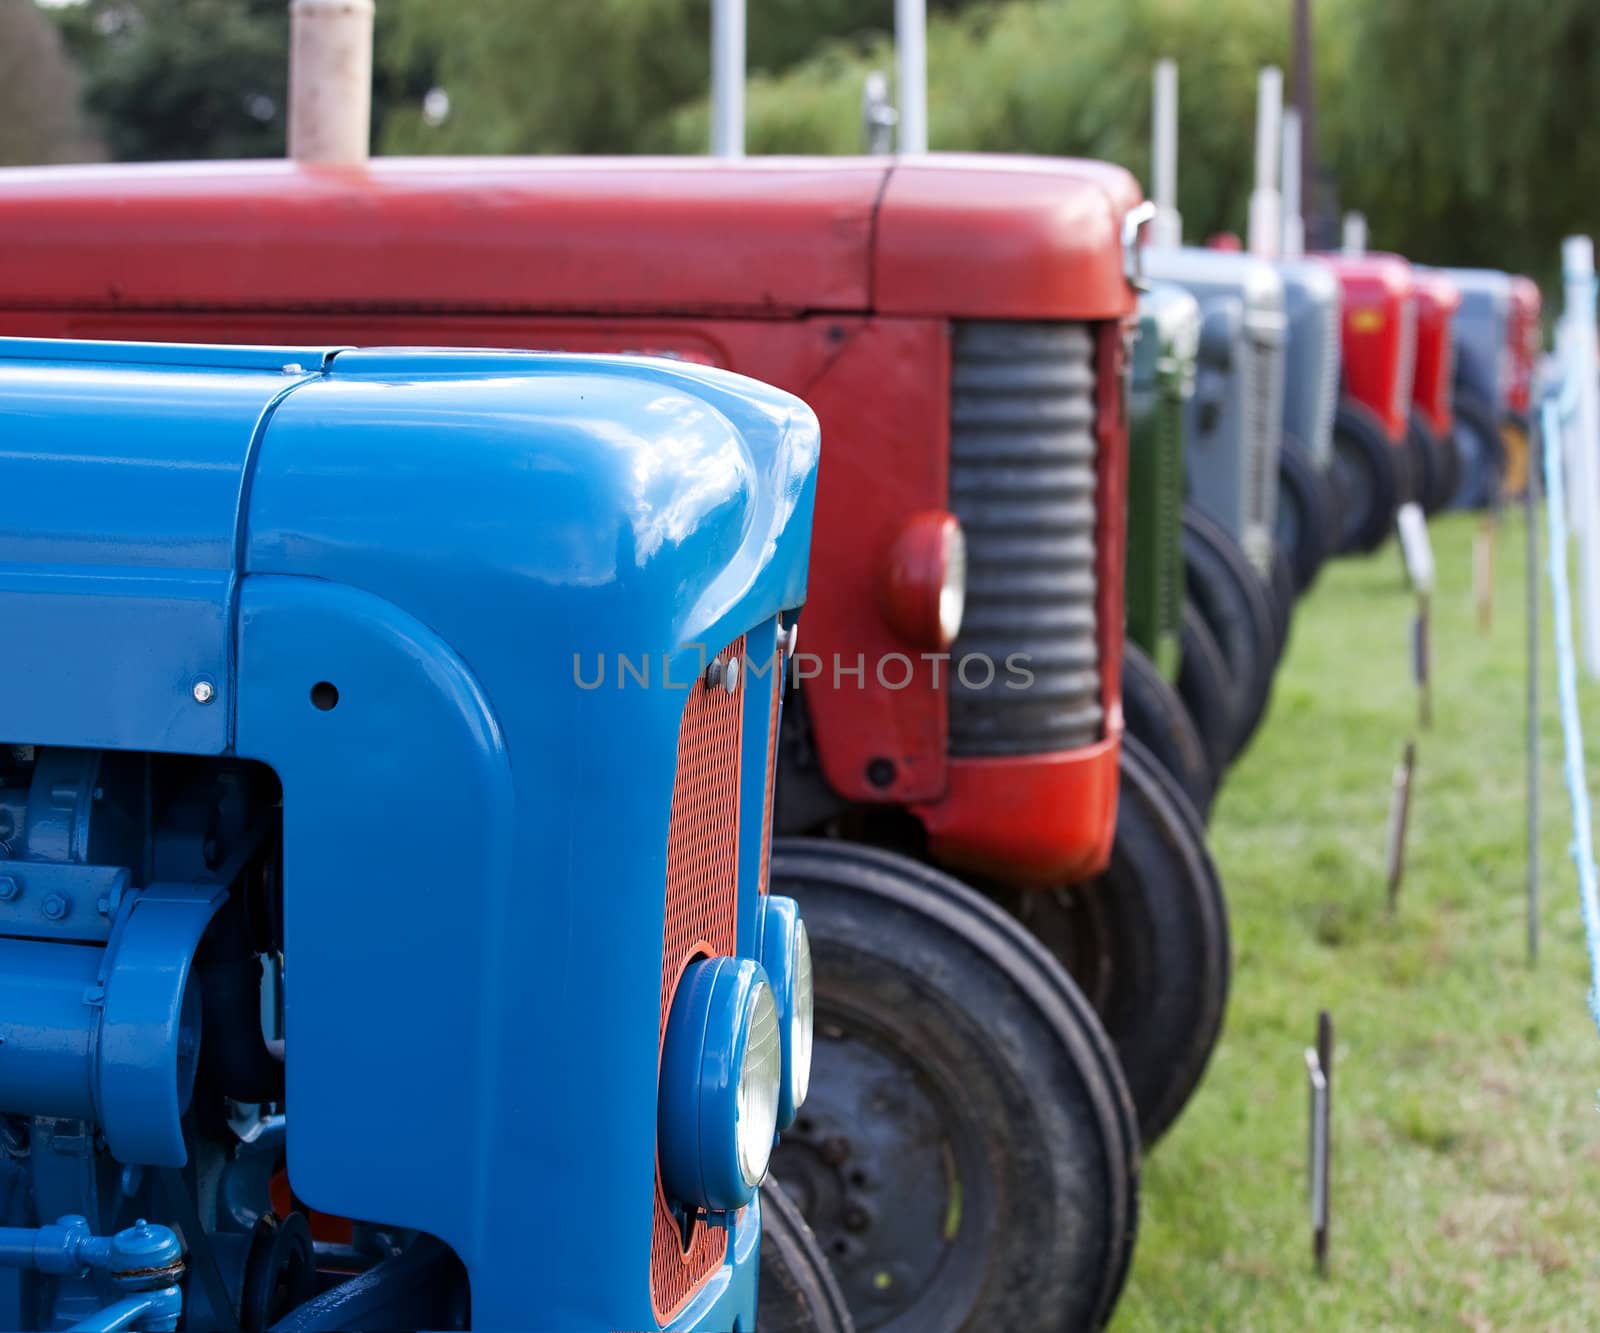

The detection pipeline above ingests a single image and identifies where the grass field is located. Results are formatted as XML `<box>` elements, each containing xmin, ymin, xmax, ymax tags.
<box><xmin>1112</xmin><ymin>508</ymin><xmax>1600</xmax><ymax>1332</ymax></box>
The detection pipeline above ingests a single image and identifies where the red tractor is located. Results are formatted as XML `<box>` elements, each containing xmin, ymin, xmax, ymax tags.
<box><xmin>1503</xmin><ymin>275</ymin><xmax>1545</xmax><ymax>496</ymax></box>
<box><xmin>1407</xmin><ymin>269</ymin><xmax>1464</xmax><ymax>514</ymax></box>
<box><xmin>1320</xmin><ymin>254</ymin><xmax>1419</xmax><ymax>552</ymax></box>
<box><xmin>0</xmin><ymin>154</ymin><xmax>1230</xmax><ymax>1331</ymax></box>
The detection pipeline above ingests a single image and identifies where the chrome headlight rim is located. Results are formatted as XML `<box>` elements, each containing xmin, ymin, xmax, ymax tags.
<box><xmin>758</xmin><ymin>895</ymin><xmax>816</xmax><ymax>1131</ymax></box>
<box><xmin>658</xmin><ymin>956</ymin><xmax>782</xmax><ymax>1214</ymax></box>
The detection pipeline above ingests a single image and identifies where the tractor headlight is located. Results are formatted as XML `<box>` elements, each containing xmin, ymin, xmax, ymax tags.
<box><xmin>758</xmin><ymin>896</ymin><xmax>815</xmax><ymax>1130</ymax></box>
<box><xmin>882</xmin><ymin>511</ymin><xmax>967</xmax><ymax>650</ymax></box>
<box><xmin>658</xmin><ymin>957</ymin><xmax>782</xmax><ymax>1213</ymax></box>
<box><xmin>736</xmin><ymin>982</ymin><xmax>782</xmax><ymax>1188</ymax></box>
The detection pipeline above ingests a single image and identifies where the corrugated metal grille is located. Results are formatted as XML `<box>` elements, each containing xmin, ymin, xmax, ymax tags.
<box><xmin>1241</xmin><ymin>309</ymin><xmax>1284</xmax><ymax>569</ymax></box>
<box><xmin>1314</xmin><ymin>292</ymin><xmax>1341</xmax><ymax>460</ymax></box>
<box><xmin>1154</xmin><ymin>379</ymin><xmax>1185</xmax><ymax>650</ymax></box>
<box><xmin>948</xmin><ymin>321</ymin><xmax>1102</xmax><ymax>755</ymax></box>
<box><xmin>651</xmin><ymin>634</ymin><xmax>745</xmax><ymax>1322</ymax></box>
<box><xmin>1241</xmin><ymin>329</ymin><xmax>1270</xmax><ymax>533</ymax></box>
<box><xmin>1394</xmin><ymin>296</ymin><xmax>1419</xmax><ymax>426</ymax></box>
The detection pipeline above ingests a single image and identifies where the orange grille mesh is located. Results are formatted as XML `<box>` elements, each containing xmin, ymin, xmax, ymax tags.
<box><xmin>758</xmin><ymin>640</ymin><xmax>783</xmax><ymax>897</ymax></box>
<box><xmin>651</xmin><ymin>634</ymin><xmax>746</xmax><ymax>1323</ymax></box>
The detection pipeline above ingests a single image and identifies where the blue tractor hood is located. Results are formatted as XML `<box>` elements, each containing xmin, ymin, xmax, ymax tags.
<box><xmin>0</xmin><ymin>338</ymin><xmax>821</xmax><ymax>1331</ymax></box>
<box><xmin>0</xmin><ymin>339</ymin><xmax>817</xmax><ymax>754</ymax></box>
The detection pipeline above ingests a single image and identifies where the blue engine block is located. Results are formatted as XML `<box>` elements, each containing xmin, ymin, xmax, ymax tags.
<box><xmin>0</xmin><ymin>340</ymin><xmax>819</xmax><ymax>1331</ymax></box>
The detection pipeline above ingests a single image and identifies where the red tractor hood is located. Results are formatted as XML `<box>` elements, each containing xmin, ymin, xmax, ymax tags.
<box><xmin>0</xmin><ymin>154</ymin><xmax>1138</xmax><ymax>323</ymax></box>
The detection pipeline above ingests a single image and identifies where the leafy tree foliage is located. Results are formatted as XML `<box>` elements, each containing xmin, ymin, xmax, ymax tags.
<box><xmin>51</xmin><ymin>0</ymin><xmax>290</xmax><ymax>160</ymax></box>
<box><xmin>670</xmin><ymin>0</ymin><xmax>1294</xmax><ymax>248</ymax></box>
<box><xmin>1331</xmin><ymin>0</ymin><xmax>1600</xmax><ymax>283</ymax></box>
<box><xmin>46</xmin><ymin>0</ymin><xmax>430</xmax><ymax>161</ymax></box>
<box><xmin>0</xmin><ymin>1</ymin><xmax>101</xmax><ymax>164</ymax></box>
<box><xmin>377</xmin><ymin>0</ymin><xmax>978</xmax><ymax>154</ymax></box>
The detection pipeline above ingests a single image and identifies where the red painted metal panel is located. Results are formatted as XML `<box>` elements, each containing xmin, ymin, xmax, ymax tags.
<box><xmin>876</xmin><ymin>156</ymin><xmax>1140</xmax><ymax>321</ymax></box>
<box><xmin>918</xmin><ymin>737</ymin><xmax>1121</xmax><ymax>886</ymax></box>
<box><xmin>1322</xmin><ymin>253</ymin><xmax>1415</xmax><ymax>443</ymax></box>
<box><xmin>0</xmin><ymin>158</ymin><xmax>884</xmax><ymax>316</ymax></box>
<box><xmin>1412</xmin><ymin>270</ymin><xmax>1462</xmax><ymax>437</ymax></box>
<box><xmin>1508</xmin><ymin>276</ymin><xmax>1543</xmax><ymax>418</ymax></box>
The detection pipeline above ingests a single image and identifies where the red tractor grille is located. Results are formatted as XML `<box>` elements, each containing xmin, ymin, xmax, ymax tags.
<box><xmin>651</xmin><ymin>634</ymin><xmax>746</xmax><ymax>1323</ymax></box>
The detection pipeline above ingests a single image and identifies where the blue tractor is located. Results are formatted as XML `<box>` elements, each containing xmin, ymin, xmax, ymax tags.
<box><xmin>0</xmin><ymin>340</ymin><xmax>827</xmax><ymax>1332</ymax></box>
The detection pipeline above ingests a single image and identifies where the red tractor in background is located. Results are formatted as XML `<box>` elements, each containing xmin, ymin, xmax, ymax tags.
<box><xmin>1503</xmin><ymin>275</ymin><xmax>1545</xmax><ymax>496</ymax></box>
<box><xmin>0</xmin><ymin>153</ymin><xmax>1233</xmax><ymax>1332</ymax></box>
<box><xmin>1407</xmin><ymin>269</ymin><xmax>1464</xmax><ymax>514</ymax></box>
<box><xmin>1320</xmin><ymin>253</ymin><xmax>1419</xmax><ymax>552</ymax></box>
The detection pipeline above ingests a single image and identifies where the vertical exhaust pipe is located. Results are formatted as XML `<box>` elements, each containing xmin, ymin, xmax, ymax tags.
<box><xmin>1247</xmin><ymin>66</ymin><xmax>1283</xmax><ymax>259</ymax></box>
<box><xmin>288</xmin><ymin>0</ymin><xmax>374</xmax><ymax>165</ymax></box>
<box><xmin>1341</xmin><ymin>212</ymin><xmax>1368</xmax><ymax>257</ymax></box>
<box><xmin>896</xmin><ymin>0</ymin><xmax>928</xmax><ymax>154</ymax></box>
<box><xmin>862</xmin><ymin>71</ymin><xmax>899</xmax><ymax>156</ymax></box>
<box><xmin>1151</xmin><ymin>59</ymin><xmax>1182</xmax><ymax>249</ymax></box>
<box><xmin>710</xmin><ymin>0</ymin><xmax>746</xmax><ymax>158</ymax></box>
<box><xmin>1281</xmin><ymin>108</ymin><xmax>1305</xmax><ymax>258</ymax></box>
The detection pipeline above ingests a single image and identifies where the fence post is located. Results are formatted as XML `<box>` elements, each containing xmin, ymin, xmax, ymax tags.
<box><xmin>1562</xmin><ymin>238</ymin><xmax>1600</xmax><ymax>676</ymax></box>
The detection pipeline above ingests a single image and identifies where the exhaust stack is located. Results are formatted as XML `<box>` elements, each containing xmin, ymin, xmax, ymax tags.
<box><xmin>1151</xmin><ymin>60</ymin><xmax>1182</xmax><ymax>249</ymax></box>
<box><xmin>1342</xmin><ymin>212</ymin><xmax>1368</xmax><ymax>257</ymax></box>
<box><xmin>710</xmin><ymin>0</ymin><xmax>746</xmax><ymax>157</ymax></box>
<box><xmin>1281</xmin><ymin>108</ymin><xmax>1305</xmax><ymax>258</ymax></box>
<box><xmin>896</xmin><ymin>0</ymin><xmax>928</xmax><ymax>153</ymax></box>
<box><xmin>1247</xmin><ymin>66</ymin><xmax>1283</xmax><ymax>259</ymax></box>
<box><xmin>862</xmin><ymin>71</ymin><xmax>899</xmax><ymax>156</ymax></box>
<box><xmin>288</xmin><ymin>0</ymin><xmax>374</xmax><ymax>165</ymax></box>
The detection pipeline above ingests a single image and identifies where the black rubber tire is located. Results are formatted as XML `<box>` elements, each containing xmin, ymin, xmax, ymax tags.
<box><xmin>1004</xmin><ymin>736</ymin><xmax>1231</xmax><ymax>1148</ymax></box>
<box><xmin>1451</xmin><ymin>389</ymin><xmax>1507</xmax><ymax>511</ymax></box>
<box><xmin>1405</xmin><ymin>407</ymin><xmax>1443</xmax><ymax>516</ymax></box>
<box><xmin>1267</xmin><ymin>543</ymin><xmax>1296</xmax><ymax>665</ymax></box>
<box><xmin>1321</xmin><ymin>446</ymin><xmax>1350</xmax><ymax>562</ymax></box>
<box><xmin>1275</xmin><ymin>433</ymin><xmax>1336</xmax><ymax>594</ymax></box>
<box><xmin>1176</xmin><ymin>602</ymin><xmax>1237</xmax><ymax>777</ymax></box>
<box><xmin>760</xmin><ymin>1179</ymin><xmax>858</xmax><ymax>1333</ymax></box>
<box><xmin>1330</xmin><ymin>397</ymin><xmax>1402</xmax><ymax>554</ymax></box>
<box><xmin>1421</xmin><ymin>411</ymin><xmax>1463</xmax><ymax>515</ymax></box>
<box><xmin>1182</xmin><ymin>506</ymin><xmax>1276</xmax><ymax>765</ymax></box>
<box><xmin>1121</xmin><ymin>641</ymin><xmax>1214</xmax><ymax>821</ymax></box>
<box><xmin>770</xmin><ymin>839</ymin><xmax>1139</xmax><ymax>1333</ymax></box>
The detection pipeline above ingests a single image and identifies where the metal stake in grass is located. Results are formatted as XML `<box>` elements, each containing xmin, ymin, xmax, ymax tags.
<box><xmin>1397</xmin><ymin>504</ymin><xmax>1435</xmax><ymax>729</ymax></box>
<box><xmin>1386</xmin><ymin>739</ymin><xmax>1418</xmax><ymax>913</ymax></box>
<box><xmin>1305</xmin><ymin>1010</ymin><xmax>1333</xmax><ymax>1274</ymax></box>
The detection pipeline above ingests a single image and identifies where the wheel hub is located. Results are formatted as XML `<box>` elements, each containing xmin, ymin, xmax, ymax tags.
<box><xmin>773</xmin><ymin>1019</ymin><xmax>969</xmax><ymax>1327</ymax></box>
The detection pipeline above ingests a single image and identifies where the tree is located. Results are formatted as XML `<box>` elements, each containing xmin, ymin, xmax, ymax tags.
<box><xmin>377</xmin><ymin>0</ymin><xmax>982</xmax><ymax>155</ymax></box>
<box><xmin>1329</xmin><ymin>0</ymin><xmax>1600</xmax><ymax>284</ymax></box>
<box><xmin>46</xmin><ymin>0</ymin><xmax>429</xmax><ymax>162</ymax></box>
<box><xmin>0</xmin><ymin>1</ymin><xmax>101</xmax><ymax>165</ymax></box>
<box><xmin>50</xmin><ymin>0</ymin><xmax>290</xmax><ymax>159</ymax></box>
<box><xmin>667</xmin><ymin>0</ymin><xmax>1294</xmax><ymax>246</ymax></box>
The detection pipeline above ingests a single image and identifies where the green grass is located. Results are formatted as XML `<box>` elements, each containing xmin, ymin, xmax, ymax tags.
<box><xmin>1112</xmin><ymin>509</ymin><xmax>1600</xmax><ymax>1333</ymax></box>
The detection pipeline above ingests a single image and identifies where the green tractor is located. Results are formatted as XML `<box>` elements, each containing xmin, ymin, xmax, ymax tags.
<box><xmin>1123</xmin><ymin>280</ymin><xmax>1217</xmax><ymax>820</ymax></box>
